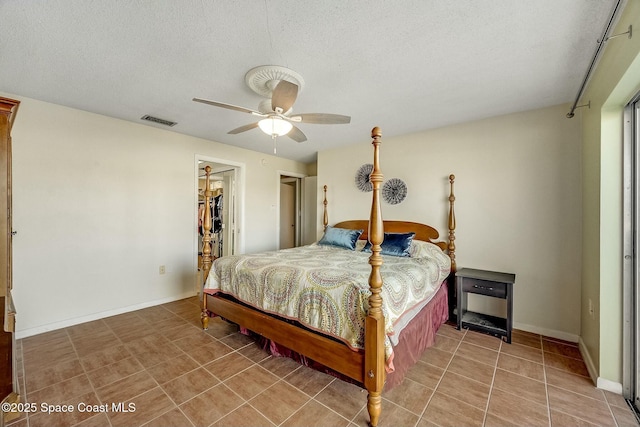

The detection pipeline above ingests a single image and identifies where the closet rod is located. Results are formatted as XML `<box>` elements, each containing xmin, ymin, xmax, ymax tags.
<box><xmin>200</xmin><ymin>166</ymin><xmax>236</xmax><ymax>174</ymax></box>
<box><xmin>213</xmin><ymin>167</ymin><xmax>236</xmax><ymax>174</ymax></box>
<box><xmin>567</xmin><ymin>0</ymin><xmax>626</xmax><ymax>118</ymax></box>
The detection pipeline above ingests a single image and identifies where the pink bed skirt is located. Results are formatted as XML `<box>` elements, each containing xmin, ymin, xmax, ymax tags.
<box><xmin>243</xmin><ymin>282</ymin><xmax>449</xmax><ymax>391</ymax></box>
<box><xmin>385</xmin><ymin>281</ymin><xmax>449</xmax><ymax>389</ymax></box>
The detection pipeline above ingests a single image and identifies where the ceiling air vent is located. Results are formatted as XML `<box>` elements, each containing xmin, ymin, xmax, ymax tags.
<box><xmin>140</xmin><ymin>115</ymin><xmax>177</xmax><ymax>127</ymax></box>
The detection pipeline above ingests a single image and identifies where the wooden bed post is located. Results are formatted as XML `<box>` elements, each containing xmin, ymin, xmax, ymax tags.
<box><xmin>447</xmin><ymin>174</ymin><xmax>457</xmax><ymax>319</ymax></box>
<box><xmin>201</xmin><ymin>165</ymin><xmax>213</xmax><ymax>330</ymax></box>
<box><xmin>323</xmin><ymin>185</ymin><xmax>328</xmax><ymax>231</ymax></box>
<box><xmin>448</xmin><ymin>174</ymin><xmax>456</xmax><ymax>273</ymax></box>
<box><xmin>365</xmin><ymin>127</ymin><xmax>385</xmax><ymax>427</ymax></box>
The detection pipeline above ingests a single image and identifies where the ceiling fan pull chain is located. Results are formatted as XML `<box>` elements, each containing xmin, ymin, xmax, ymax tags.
<box><xmin>273</xmin><ymin>135</ymin><xmax>277</xmax><ymax>154</ymax></box>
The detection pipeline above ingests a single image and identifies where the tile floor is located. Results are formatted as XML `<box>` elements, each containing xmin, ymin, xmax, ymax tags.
<box><xmin>6</xmin><ymin>296</ymin><xmax>640</xmax><ymax>427</ymax></box>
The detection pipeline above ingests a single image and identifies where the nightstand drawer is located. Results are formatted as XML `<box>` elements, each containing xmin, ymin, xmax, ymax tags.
<box><xmin>461</xmin><ymin>278</ymin><xmax>507</xmax><ymax>298</ymax></box>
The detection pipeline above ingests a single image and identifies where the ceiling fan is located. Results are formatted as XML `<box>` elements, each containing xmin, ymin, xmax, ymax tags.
<box><xmin>193</xmin><ymin>66</ymin><xmax>351</xmax><ymax>149</ymax></box>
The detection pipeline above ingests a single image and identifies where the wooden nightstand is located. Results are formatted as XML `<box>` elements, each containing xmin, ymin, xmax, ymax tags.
<box><xmin>456</xmin><ymin>268</ymin><xmax>515</xmax><ymax>343</ymax></box>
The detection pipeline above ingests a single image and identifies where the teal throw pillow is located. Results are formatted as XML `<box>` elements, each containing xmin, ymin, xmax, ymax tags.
<box><xmin>318</xmin><ymin>226</ymin><xmax>363</xmax><ymax>250</ymax></box>
<box><xmin>363</xmin><ymin>232</ymin><xmax>416</xmax><ymax>257</ymax></box>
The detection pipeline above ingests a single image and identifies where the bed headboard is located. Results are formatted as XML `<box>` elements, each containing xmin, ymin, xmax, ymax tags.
<box><xmin>331</xmin><ymin>174</ymin><xmax>456</xmax><ymax>265</ymax></box>
<box><xmin>333</xmin><ymin>220</ymin><xmax>445</xmax><ymax>251</ymax></box>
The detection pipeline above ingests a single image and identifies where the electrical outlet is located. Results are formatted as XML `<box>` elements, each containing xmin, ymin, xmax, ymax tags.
<box><xmin>159</xmin><ymin>265</ymin><xmax>166</xmax><ymax>275</ymax></box>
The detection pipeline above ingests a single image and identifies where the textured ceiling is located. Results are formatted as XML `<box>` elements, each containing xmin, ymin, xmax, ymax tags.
<box><xmin>0</xmin><ymin>1</ymin><xmax>615</xmax><ymax>163</ymax></box>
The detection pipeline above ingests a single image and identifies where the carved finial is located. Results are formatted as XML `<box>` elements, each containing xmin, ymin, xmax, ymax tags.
<box><xmin>449</xmin><ymin>174</ymin><xmax>455</xmax><ymax>182</ymax></box>
<box><xmin>371</xmin><ymin>127</ymin><xmax>382</xmax><ymax>138</ymax></box>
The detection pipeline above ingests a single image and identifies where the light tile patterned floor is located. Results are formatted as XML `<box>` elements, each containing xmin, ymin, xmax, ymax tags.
<box><xmin>6</xmin><ymin>296</ymin><xmax>639</xmax><ymax>427</ymax></box>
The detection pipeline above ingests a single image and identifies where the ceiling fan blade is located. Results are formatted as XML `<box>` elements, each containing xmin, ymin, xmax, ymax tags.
<box><xmin>287</xmin><ymin>126</ymin><xmax>307</xmax><ymax>143</ymax></box>
<box><xmin>271</xmin><ymin>81</ymin><xmax>298</xmax><ymax>113</ymax></box>
<box><xmin>193</xmin><ymin>98</ymin><xmax>265</xmax><ymax>116</ymax></box>
<box><xmin>228</xmin><ymin>122</ymin><xmax>259</xmax><ymax>134</ymax></box>
<box><xmin>288</xmin><ymin>113</ymin><xmax>351</xmax><ymax>124</ymax></box>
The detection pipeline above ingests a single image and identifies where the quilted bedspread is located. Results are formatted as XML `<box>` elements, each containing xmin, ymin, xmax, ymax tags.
<box><xmin>204</xmin><ymin>241</ymin><xmax>451</xmax><ymax>360</ymax></box>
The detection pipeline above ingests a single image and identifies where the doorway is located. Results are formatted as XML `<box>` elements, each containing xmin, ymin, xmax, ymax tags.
<box><xmin>278</xmin><ymin>173</ymin><xmax>319</xmax><ymax>249</ymax></box>
<box><xmin>279</xmin><ymin>175</ymin><xmax>301</xmax><ymax>249</ymax></box>
<box><xmin>199</xmin><ymin>164</ymin><xmax>236</xmax><ymax>258</ymax></box>
<box><xmin>195</xmin><ymin>156</ymin><xmax>244</xmax><ymax>290</ymax></box>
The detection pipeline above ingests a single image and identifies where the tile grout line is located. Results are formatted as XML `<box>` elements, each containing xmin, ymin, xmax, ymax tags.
<box><xmin>153</xmin><ymin>316</ymin><xmax>204</xmax><ymax>427</ymax></box>
<box><xmin>84</xmin><ymin>322</ymin><xmax>151</xmax><ymax>427</ymax></box>
<box><xmin>171</xmin><ymin>341</ymin><xmax>262</xmax><ymax>426</ymax></box>
<box><xmin>242</xmin><ymin>377</ymin><xmax>296</xmax><ymax>427</ymax></box>
<box><xmin>276</xmin><ymin>375</ymin><xmax>338</xmax><ymax>427</ymax></box>
<box><xmin>64</xmin><ymin>328</ymin><xmax>115</xmax><ymax>427</ymax></box>
<box><xmin>19</xmin><ymin>300</ymin><xmax>637</xmax><ymax>427</ymax></box>
<box><xmin>192</xmin><ymin>379</ymin><xmax>248</xmax><ymax>427</ymax></box>
<box><xmin>14</xmin><ymin>341</ymin><xmax>29</xmax><ymax>427</ymax></box>
<box><xmin>225</xmin><ymin>355</ymin><xmax>306</xmax><ymax>422</ymax></box>
<box><xmin>90</xmin><ymin>316</ymin><xmax>245</xmax><ymax>424</ymax></box>
<box><xmin>95</xmin><ymin>360</ymin><xmax>167</xmax><ymax>426</ymax></box>
<box><xmin>540</xmin><ymin>334</ymin><xmax>552</xmax><ymax>427</ymax></box>
<box><xmin>603</xmin><ymin>390</ymin><xmax>622</xmax><ymax>427</ymax></box>
<box><xmin>82</xmin><ymin>311</ymin><xmax>202</xmax><ymax>427</ymax></box>
<box><xmin>347</xmin><ymin>395</ymin><xmax>368</xmax><ymax>426</ymax></box>
<box><xmin>184</xmin><ymin>351</ymin><xmax>314</xmax><ymax>427</ymax></box>
<box><xmin>481</xmin><ymin>338</ymin><xmax>502</xmax><ymax>427</ymax></box>
<box><xmin>206</xmin><ymin>332</ymin><xmax>316</xmax><ymax>425</ymax></box>
<box><xmin>135</xmin><ymin>352</ymin><xmax>204</xmax><ymax>427</ymax></box>
<box><xmin>415</xmin><ymin>327</ymin><xmax>468</xmax><ymax>426</ymax></box>
<box><xmin>225</xmin><ymin>362</ymin><xmax>318</xmax><ymax>425</ymax></box>
<box><xmin>540</xmin><ymin>336</ymin><xmax>620</xmax><ymax>426</ymax></box>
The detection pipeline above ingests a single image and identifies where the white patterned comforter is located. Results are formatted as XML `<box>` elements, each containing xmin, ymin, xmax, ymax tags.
<box><xmin>204</xmin><ymin>241</ymin><xmax>451</xmax><ymax>360</ymax></box>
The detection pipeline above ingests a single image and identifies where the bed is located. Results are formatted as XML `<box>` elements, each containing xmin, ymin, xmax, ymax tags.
<box><xmin>200</xmin><ymin>127</ymin><xmax>456</xmax><ymax>427</ymax></box>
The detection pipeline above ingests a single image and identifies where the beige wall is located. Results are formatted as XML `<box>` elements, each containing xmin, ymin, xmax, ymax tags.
<box><xmin>4</xmin><ymin>93</ymin><xmax>310</xmax><ymax>336</ymax></box>
<box><xmin>580</xmin><ymin>1</ymin><xmax>640</xmax><ymax>387</ymax></box>
<box><xmin>318</xmin><ymin>104</ymin><xmax>582</xmax><ymax>339</ymax></box>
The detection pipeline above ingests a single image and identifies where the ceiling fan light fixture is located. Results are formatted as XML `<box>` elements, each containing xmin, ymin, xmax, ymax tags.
<box><xmin>258</xmin><ymin>117</ymin><xmax>292</xmax><ymax>137</ymax></box>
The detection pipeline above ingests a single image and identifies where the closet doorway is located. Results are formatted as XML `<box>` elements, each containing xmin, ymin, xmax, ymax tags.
<box><xmin>279</xmin><ymin>174</ymin><xmax>301</xmax><ymax>249</ymax></box>
<box><xmin>278</xmin><ymin>173</ymin><xmax>318</xmax><ymax>250</ymax></box>
<box><xmin>196</xmin><ymin>157</ymin><xmax>244</xmax><ymax>279</ymax></box>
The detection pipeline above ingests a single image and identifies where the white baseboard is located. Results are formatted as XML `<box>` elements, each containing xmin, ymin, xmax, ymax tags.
<box><xmin>578</xmin><ymin>337</ymin><xmax>598</xmax><ymax>386</ymax></box>
<box><xmin>513</xmin><ymin>321</ymin><xmax>579</xmax><ymax>343</ymax></box>
<box><xmin>15</xmin><ymin>291</ymin><xmax>198</xmax><ymax>339</ymax></box>
<box><xmin>514</xmin><ymin>322</ymin><xmax>622</xmax><ymax>391</ymax></box>
<box><xmin>578</xmin><ymin>337</ymin><xmax>624</xmax><ymax>394</ymax></box>
<box><xmin>597</xmin><ymin>377</ymin><xmax>624</xmax><ymax>394</ymax></box>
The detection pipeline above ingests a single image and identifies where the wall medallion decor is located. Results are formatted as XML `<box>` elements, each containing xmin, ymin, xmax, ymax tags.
<box><xmin>355</xmin><ymin>163</ymin><xmax>373</xmax><ymax>192</ymax></box>
<box><xmin>382</xmin><ymin>178</ymin><xmax>407</xmax><ymax>205</ymax></box>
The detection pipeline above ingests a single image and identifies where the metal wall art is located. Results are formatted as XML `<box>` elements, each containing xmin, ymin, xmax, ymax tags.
<box><xmin>382</xmin><ymin>178</ymin><xmax>407</xmax><ymax>205</ymax></box>
<box><xmin>355</xmin><ymin>163</ymin><xmax>373</xmax><ymax>192</ymax></box>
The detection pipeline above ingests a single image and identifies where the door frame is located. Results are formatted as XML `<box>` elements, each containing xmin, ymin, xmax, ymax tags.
<box><xmin>277</xmin><ymin>171</ymin><xmax>305</xmax><ymax>249</ymax></box>
<box><xmin>194</xmin><ymin>155</ymin><xmax>245</xmax><ymax>284</ymax></box>
<box><xmin>623</xmin><ymin>91</ymin><xmax>640</xmax><ymax>406</ymax></box>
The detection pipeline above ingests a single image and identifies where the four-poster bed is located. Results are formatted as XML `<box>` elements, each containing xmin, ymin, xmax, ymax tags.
<box><xmin>199</xmin><ymin>127</ymin><xmax>456</xmax><ymax>426</ymax></box>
